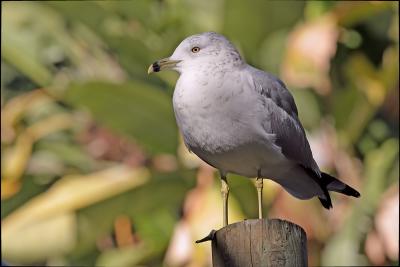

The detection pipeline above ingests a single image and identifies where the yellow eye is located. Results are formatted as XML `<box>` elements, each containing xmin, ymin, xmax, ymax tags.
<box><xmin>191</xmin><ymin>47</ymin><xmax>200</xmax><ymax>53</ymax></box>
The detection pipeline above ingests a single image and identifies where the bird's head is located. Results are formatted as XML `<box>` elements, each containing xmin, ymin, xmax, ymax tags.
<box><xmin>148</xmin><ymin>32</ymin><xmax>243</xmax><ymax>75</ymax></box>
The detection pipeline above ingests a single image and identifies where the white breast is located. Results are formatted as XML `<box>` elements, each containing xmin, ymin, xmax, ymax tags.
<box><xmin>172</xmin><ymin>68</ymin><xmax>286</xmax><ymax>177</ymax></box>
<box><xmin>173</xmin><ymin>69</ymin><xmax>252</xmax><ymax>150</ymax></box>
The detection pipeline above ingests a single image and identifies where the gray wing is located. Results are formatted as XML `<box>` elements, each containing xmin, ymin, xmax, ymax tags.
<box><xmin>248</xmin><ymin>66</ymin><xmax>320</xmax><ymax>174</ymax></box>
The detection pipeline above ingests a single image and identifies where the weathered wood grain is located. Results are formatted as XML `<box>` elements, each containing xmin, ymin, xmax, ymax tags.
<box><xmin>210</xmin><ymin>219</ymin><xmax>307</xmax><ymax>267</ymax></box>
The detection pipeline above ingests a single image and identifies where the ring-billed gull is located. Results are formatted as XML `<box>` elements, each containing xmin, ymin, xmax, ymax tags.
<box><xmin>148</xmin><ymin>32</ymin><xmax>360</xmax><ymax>226</ymax></box>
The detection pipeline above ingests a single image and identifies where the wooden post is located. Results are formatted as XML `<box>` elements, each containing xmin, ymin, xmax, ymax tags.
<box><xmin>197</xmin><ymin>219</ymin><xmax>307</xmax><ymax>267</ymax></box>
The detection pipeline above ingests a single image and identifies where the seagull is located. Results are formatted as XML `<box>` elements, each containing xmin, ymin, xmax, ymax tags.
<box><xmin>148</xmin><ymin>32</ymin><xmax>360</xmax><ymax>226</ymax></box>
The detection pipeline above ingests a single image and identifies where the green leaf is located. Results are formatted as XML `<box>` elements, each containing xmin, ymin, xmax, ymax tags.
<box><xmin>2</xmin><ymin>212</ymin><xmax>77</xmax><ymax>265</ymax></box>
<box><xmin>322</xmin><ymin>138</ymin><xmax>399</xmax><ymax>266</ymax></box>
<box><xmin>1</xmin><ymin>2</ymin><xmax>54</xmax><ymax>86</ymax></box>
<box><xmin>35</xmin><ymin>141</ymin><xmax>98</xmax><ymax>173</ymax></box>
<box><xmin>223</xmin><ymin>0</ymin><xmax>304</xmax><ymax>65</ymax></box>
<box><xmin>1</xmin><ymin>176</ymin><xmax>48</xmax><ymax>219</ymax></box>
<box><xmin>95</xmin><ymin>244</ymin><xmax>156</xmax><ymax>267</ymax></box>
<box><xmin>64</xmin><ymin>81</ymin><xmax>178</xmax><ymax>155</ymax></box>
<box><xmin>69</xmin><ymin>172</ymin><xmax>193</xmax><ymax>263</ymax></box>
<box><xmin>228</xmin><ymin>174</ymin><xmax>258</xmax><ymax>218</ymax></box>
<box><xmin>291</xmin><ymin>89</ymin><xmax>321</xmax><ymax>130</ymax></box>
<box><xmin>2</xmin><ymin>166</ymin><xmax>150</xmax><ymax>264</ymax></box>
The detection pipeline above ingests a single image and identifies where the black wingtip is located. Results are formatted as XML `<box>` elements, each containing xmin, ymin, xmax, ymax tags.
<box><xmin>321</xmin><ymin>172</ymin><xmax>361</xmax><ymax>198</ymax></box>
<box><xmin>301</xmin><ymin>166</ymin><xmax>333</xmax><ymax>209</ymax></box>
<box><xmin>319</xmin><ymin>196</ymin><xmax>333</xmax><ymax>210</ymax></box>
<box><xmin>345</xmin><ymin>186</ymin><xmax>361</xmax><ymax>198</ymax></box>
<box><xmin>300</xmin><ymin>166</ymin><xmax>360</xmax><ymax>208</ymax></box>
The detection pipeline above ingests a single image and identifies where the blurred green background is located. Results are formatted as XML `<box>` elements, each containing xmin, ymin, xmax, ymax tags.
<box><xmin>1</xmin><ymin>1</ymin><xmax>398</xmax><ymax>266</ymax></box>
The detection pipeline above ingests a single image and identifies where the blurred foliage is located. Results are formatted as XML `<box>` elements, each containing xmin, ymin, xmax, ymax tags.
<box><xmin>1</xmin><ymin>1</ymin><xmax>398</xmax><ymax>266</ymax></box>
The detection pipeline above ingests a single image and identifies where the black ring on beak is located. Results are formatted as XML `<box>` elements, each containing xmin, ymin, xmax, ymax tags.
<box><xmin>152</xmin><ymin>62</ymin><xmax>161</xmax><ymax>72</ymax></box>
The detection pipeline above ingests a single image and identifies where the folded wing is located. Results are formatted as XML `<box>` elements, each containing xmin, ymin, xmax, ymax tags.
<box><xmin>248</xmin><ymin>66</ymin><xmax>320</xmax><ymax>175</ymax></box>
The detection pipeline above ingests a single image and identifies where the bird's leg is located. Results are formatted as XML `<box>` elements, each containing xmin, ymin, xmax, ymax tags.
<box><xmin>255</xmin><ymin>175</ymin><xmax>263</xmax><ymax>219</ymax></box>
<box><xmin>220</xmin><ymin>175</ymin><xmax>229</xmax><ymax>227</ymax></box>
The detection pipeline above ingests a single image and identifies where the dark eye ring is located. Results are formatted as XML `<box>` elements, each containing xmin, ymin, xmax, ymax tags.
<box><xmin>191</xmin><ymin>47</ymin><xmax>200</xmax><ymax>53</ymax></box>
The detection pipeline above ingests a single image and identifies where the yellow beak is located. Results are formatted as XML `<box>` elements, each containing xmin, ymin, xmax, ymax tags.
<box><xmin>147</xmin><ymin>58</ymin><xmax>181</xmax><ymax>74</ymax></box>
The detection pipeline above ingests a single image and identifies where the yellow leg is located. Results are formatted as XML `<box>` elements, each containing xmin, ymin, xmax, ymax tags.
<box><xmin>255</xmin><ymin>177</ymin><xmax>263</xmax><ymax>219</ymax></box>
<box><xmin>221</xmin><ymin>176</ymin><xmax>229</xmax><ymax>227</ymax></box>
